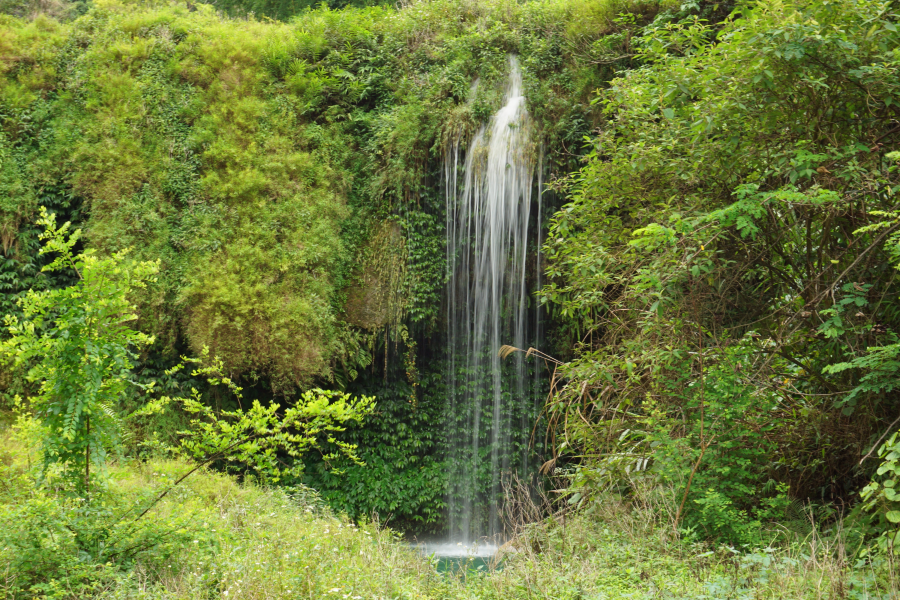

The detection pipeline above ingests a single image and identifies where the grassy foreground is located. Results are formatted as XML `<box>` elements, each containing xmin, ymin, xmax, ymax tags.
<box><xmin>0</xmin><ymin>424</ymin><xmax>896</xmax><ymax>600</ymax></box>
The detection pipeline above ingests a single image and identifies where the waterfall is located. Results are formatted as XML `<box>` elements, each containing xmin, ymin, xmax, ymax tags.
<box><xmin>445</xmin><ymin>56</ymin><xmax>538</xmax><ymax>543</ymax></box>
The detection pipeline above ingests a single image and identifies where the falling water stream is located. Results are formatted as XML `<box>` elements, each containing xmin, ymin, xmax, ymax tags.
<box><xmin>443</xmin><ymin>56</ymin><xmax>539</xmax><ymax>547</ymax></box>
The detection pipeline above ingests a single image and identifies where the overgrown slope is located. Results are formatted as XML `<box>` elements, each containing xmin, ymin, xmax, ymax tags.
<box><xmin>0</xmin><ymin>0</ymin><xmax>672</xmax><ymax>528</ymax></box>
<box><xmin>0</xmin><ymin>0</ymin><xmax>652</xmax><ymax>390</ymax></box>
<box><xmin>541</xmin><ymin>0</ymin><xmax>900</xmax><ymax>544</ymax></box>
<box><xmin>0</xmin><ymin>424</ymin><xmax>888</xmax><ymax>599</ymax></box>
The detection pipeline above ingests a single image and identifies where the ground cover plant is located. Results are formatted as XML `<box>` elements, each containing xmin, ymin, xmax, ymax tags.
<box><xmin>2</xmin><ymin>424</ymin><xmax>896</xmax><ymax>599</ymax></box>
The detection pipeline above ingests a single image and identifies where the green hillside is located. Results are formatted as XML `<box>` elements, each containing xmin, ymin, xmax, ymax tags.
<box><xmin>2</xmin><ymin>0</ymin><xmax>900</xmax><ymax>596</ymax></box>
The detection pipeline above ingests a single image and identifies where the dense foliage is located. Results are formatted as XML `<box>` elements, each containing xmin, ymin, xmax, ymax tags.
<box><xmin>303</xmin><ymin>359</ymin><xmax>447</xmax><ymax>531</ymax></box>
<box><xmin>0</xmin><ymin>0</ymin><xmax>658</xmax><ymax>526</ymax></box>
<box><xmin>0</xmin><ymin>0</ymin><xmax>633</xmax><ymax>389</ymax></box>
<box><xmin>541</xmin><ymin>0</ymin><xmax>900</xmax><ymax>545</ymax></box>
<box><xmin>0</xmin><ymin>218</ymin><xmax>375</xmax><ymax>596</ymax></box>
<box><xmin>5</xmin><ymin>0</ymin><xmax>900</xmax><ymax>594</ymax></box>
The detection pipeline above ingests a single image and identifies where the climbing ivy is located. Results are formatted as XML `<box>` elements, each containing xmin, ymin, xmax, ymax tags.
<box><xmin>0</xmin><ymin>0</ymin><xmax>661</xmax><ymax>526</ymax></box>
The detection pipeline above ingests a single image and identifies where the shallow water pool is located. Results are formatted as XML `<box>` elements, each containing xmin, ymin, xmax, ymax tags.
<box><xmin>411</xmin><ymin>541</ymin><xmax>502</xmax><ymax>574</ymax></box>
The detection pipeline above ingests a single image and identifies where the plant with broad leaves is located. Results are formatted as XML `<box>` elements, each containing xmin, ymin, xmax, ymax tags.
<box><xmin>861</xmin><ymin>431</ymin><xmax>900</xmax><ymax>549</ymax></box>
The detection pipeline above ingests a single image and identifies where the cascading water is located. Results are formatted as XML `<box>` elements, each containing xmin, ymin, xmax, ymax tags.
<box><xmin>444</xmin><ymin>56</ymin><xmax>540</xmax><ymax>543</ymax></box>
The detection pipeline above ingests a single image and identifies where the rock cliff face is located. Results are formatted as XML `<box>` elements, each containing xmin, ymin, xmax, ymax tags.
<box><xmin>0</xmin><ymin>0</ymin><xmax>624</xmax><ymax>393</ymax></box>
<box><xmin>344</xmin><ymin>222</ymin><xmax>406</xmax><ymax>331</ymax></box>
<box><xmin>0</xmin><ymin>0</ymin><xmax>659</xmax><ymax>528</ymax></box>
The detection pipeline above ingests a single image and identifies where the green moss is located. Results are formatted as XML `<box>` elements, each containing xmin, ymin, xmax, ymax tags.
<box><xmin>0</xmin><ymin>0</ymin><xmax>667</xmax><ymax>524</ymax></box>
<box><xmin>0</xmin><ymin>0</ymin><xmax>644</xmax><ymax>390</ymax></box>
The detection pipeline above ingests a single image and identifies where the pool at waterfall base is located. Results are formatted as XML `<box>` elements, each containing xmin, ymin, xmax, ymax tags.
<box><xmin>411</xmin><ymin>541</ymin><xmax>503</xmax><ymax>574</ymax></box>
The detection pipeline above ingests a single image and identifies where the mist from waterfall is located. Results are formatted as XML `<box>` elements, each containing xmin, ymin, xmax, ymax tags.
<box><xmin>444</xmin><ymin>56</ymin><xmax>540</xmax><ymax>543</ymax></box>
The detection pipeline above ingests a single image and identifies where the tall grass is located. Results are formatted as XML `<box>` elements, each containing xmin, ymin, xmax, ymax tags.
<box><xmin>2</xmin><ymin>422</ymin><xmax>899</xmax><ymax>599</ymax></box>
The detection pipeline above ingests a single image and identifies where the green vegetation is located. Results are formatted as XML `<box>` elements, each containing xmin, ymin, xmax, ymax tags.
<box><xmin>0</xmin><ymin>0</ymin><xmax>648</xmax><ymax>528</ymax></box>
<box><xmin>541</xmin><ymin>0</ymin><xmax>900</xmax><ymax>550</ymax></box>
<box><xmin>2</xmin><ymin>208</ymin><xmax>158</xmax><ymax>491</ymax></box>
<box><xmin>3</xmin><ymin>428</ymin><xmax>897</xmax><ymax>599</ymax></box>
<box><xmin>303</xmin><ymin>360</ymin><xmax>448</xmax><ymax>531</ymax></box>
<box><xmin>2</xmin><ymin>0</ymin><xmax>900</xmax><ymax>596</ymax></box>
<box><xmin>0</xmin><ymin>213</ymin><xmax>375</xmax><ymax>597</ymax></box>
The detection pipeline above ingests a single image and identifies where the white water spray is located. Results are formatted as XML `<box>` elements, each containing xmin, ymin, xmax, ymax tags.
<box><xmin>445</xmin><ymin>57</ymin><xmax>538</xmax><ymax>542</ymax></box>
